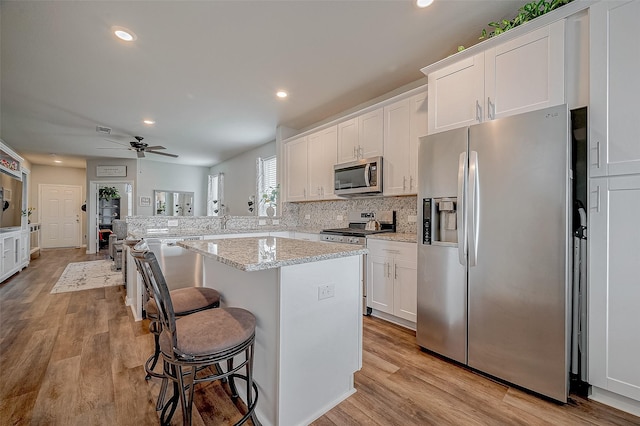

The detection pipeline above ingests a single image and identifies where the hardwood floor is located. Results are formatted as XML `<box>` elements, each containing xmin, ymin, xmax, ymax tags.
<box><xmin>1</xmin><ymin>248</ymin><xmax>638</xmax><ymax>425</ymax></box>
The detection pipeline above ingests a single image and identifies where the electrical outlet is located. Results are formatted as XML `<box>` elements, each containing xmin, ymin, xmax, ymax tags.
<box><xmin>336</xmin><ymin>215</ymin><xmax>343</xmax><ymax>221</ymax></box>
<box><xmin>318</xmin><ymin>284</ymin><xmax>335</xmax><ymax>300</ymax></box>
<box><xmin>408</xmin><ymin>215</ymin><xmax>417</xmax><ymax>223</ymax></box>
<box><xmin>258</xmin><ymin>219</ymin><xmax>266</xmax><ymax>226</ymax></box>
<box><xmin>167</xmin><ymin>219</ymin><xmax>179</xmax><ymax>227</ymax></box>
<box><xmin>305</xmin><ymin>214</ymin><xmax>311</xmax><ymax>220</ymax></box>
<box><xmin>272</xmin><ymin>219</ymin><xmax>280</xmax><ymax>225</ymax></box>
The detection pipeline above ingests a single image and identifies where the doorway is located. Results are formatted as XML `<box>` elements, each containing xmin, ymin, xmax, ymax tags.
<box><xmin>88</xmin><ymin>181</ymin><xmax>134</xmax><ymax>254</ymax></box>
<box><xmin>39</xmin><ymin>184</ymin><xmax>82</xmax><ymax>248</ymax></box>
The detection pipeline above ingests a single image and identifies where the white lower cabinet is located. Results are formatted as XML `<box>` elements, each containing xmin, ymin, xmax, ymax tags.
<box><xmin>367</xmin><ymin>239</ymin><xmax>417</xmax><ymax>323</ymax></box>
<box><xmin>589</xmin><ymin>175</ymin><xmax>640</xmax><ymax>406</ymax></box>
<box><xmin>0</xmin><ymin>229</ymin><xmax>29</xmax><ymax>283</ymax></box>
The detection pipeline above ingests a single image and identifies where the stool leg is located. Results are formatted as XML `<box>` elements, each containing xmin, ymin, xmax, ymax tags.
<box><xmin>145</xmin><ymin>319</ymin><xmax>161</xmax><ymax>380</ymax></box>
<box><xmin>160</xmin><ymin>364</ymin><xmax>179</xmax><ymax>426</ymax></box>
<box><xmin>177</xmin><ymin>365</ymin><xmax>197</xmax><ymax>426</ymax></box>
<box><xmin>247</xmin><ymin>344</ymin><xmax>260</xmax><ymax>426</ymax></box>
<box><xmin>156</xmin><ymin>360</ymin><xmax>169</xmax><ymax>411</ymax></box>
<box><xmin>227</xmin><ymin>358</ymin><xmax>239</xmax><ymax>399</ymax></box>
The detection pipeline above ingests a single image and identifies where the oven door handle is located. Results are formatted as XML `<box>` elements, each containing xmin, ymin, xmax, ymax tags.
<box><xmin>364</xmin><ymin>163</ymin><xmax>371</xmax><ymax>187</ymax></box>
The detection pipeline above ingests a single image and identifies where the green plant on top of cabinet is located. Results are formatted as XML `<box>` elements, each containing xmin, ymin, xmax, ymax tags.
<box><xmin>337</xmin><ymin>108</ymin><xmax>384</xmax><ymax>163</ymax></box>
<box><xmin>427</xmin><ymin>20</ymin><xmax>565</xmax><ymax>135</ymax></box>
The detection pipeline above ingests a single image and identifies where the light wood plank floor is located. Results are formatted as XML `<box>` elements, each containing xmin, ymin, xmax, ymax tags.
<box><xmin>1</xmin><ymin>248</ymin><xmax>638</xmax><ymax>425</ymax></box>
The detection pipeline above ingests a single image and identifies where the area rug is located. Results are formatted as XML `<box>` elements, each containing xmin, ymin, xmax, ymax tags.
<box><xmin>51</xmin><ymin>260</ymin><xmax>123</xmax><ymax>294</ymax></box>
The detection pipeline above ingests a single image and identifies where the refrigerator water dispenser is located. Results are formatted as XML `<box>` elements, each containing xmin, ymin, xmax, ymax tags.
<box><xmin>422</xmin><ymin>197</ymin><xmax>458</xmax><ymax>245</ymax></box>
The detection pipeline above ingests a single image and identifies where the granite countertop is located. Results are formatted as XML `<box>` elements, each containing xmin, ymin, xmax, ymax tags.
<box><xmin>129</xmin><ymin>227</ymin><xmax>324</xmax><ymax>239</ymax></box>
<box><xmin>179</xmin><ymin>236</ymin><xmax>368</xmax><ymax>272</ymax></box>
<box><xmin>367</xmin><ymin>233</ymin><xmax>417</xmax><ymax>243</ymax></box>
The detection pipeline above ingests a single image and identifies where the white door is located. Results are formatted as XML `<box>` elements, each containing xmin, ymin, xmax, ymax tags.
<box><xmin>384</xmin><ymin>98</ymin><xmax>412</xmax><ymax>195</ymax></box>
<box><xmin>40</xmin><ymin>184</ymin><xmax>81</xmax><ymax>248</ymax></box>
<box><xmin>284</xmin><ymin>136</ymin><xmax>308</xmax><ymax>202</ymax></box>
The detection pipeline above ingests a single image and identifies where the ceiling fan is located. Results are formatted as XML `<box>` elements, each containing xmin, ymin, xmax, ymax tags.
<box><xmin>101</xmin><ymin>136</ymin><xmax>178</xmax><ymax>158</ymax></box>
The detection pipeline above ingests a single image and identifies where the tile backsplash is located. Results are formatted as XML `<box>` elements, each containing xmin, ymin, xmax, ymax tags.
<box><xmin>126</xmin><ymin>196</ymin><xmax>418</xmax><ymax>235</ymax></box>
<box><xmin>291</xmin><ymin>195</ymin><xmax>418</xmax><ymax>233</ymax></box>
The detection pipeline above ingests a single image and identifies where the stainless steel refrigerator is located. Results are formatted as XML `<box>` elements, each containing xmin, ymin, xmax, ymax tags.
<box><xmin>417</xmin><ymin>104</ymin><xmax>571</xmax><ymax>402</ymax></box>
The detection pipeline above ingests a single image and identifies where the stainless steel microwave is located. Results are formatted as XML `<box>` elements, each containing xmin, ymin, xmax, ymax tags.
<box><xmin>334</xmin><ymin>156</ymin><xmax>383</xmax><ymax>196</ymax></box>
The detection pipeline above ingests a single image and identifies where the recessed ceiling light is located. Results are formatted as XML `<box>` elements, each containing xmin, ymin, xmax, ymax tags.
<box><xmin>143</xmin><ymin>119</ymin><xmax>156</xmax><ymax>125</ymax></box>
<box><xmin>112</xmin><ymin>26</ymin><xmax>137</xmax><ymax>42</ymax></box>
<box><xmin>54</xmin><ymin>160</ymin><xmax>62</xmax><ymax>164</ymax></box>
<box><xmin>416</xmin><ymin>0</ymin><xmax>434</xmax><ymax>8</ymax></box>
<box><xmin>276</xmin><ymin>91</ymin><xmax>288</xmax><ymax>99</ymax></box>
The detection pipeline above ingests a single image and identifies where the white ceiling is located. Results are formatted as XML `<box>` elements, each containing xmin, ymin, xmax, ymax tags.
<box><xmin>1</xmin><ymin>0</ymin><xmax>519</xmax><ymax>169</ymax></box>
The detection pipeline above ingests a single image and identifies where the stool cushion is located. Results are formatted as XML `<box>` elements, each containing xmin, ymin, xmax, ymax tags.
<box><xmin>146</xmin><ymin>287</ymin><xmax>221</xmax><ymax>317</ymax></box>
<box><xmin>160</xmin><ymin>307</ymin><xmax>256</xmax><ymax>357</ymax></box>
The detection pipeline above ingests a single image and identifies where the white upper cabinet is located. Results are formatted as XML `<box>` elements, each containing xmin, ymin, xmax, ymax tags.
<box><xmin>590</xmin><ymin>0</ymin><xmax>640</xmax><ymax>177</ymax></box>
<box><xmin>284</xmin><ymin>136</ymin><xmax>308</xmax><ymax>202</ymax></box>
<box><xmin>307</xmin><ymin>126</ymin><xmax>338</xmax><ymax>200</ymax></box>
<box><xmin>384</xmin><ymin>91</ymin><xmax>427</xmax><ymax>195</ymax></box>
<box><xmin>337</xmin><ymin>108</ymin><xmax>383</xmax><ymax>163</ymax></box>
<box><xmin>427</xmin><ymin>20</ymin><xmax>565</xmax><ymax>135</ymax></box>
<box><xmin>428</xmin><ymin>53</ymin><xmax>485</xmax><ymax>135</ymax></box>
<box><xmin>284</xmin><ymin>126</ymin><xmax>337</xmax><ymax>202</ymax></box>
<box><xmin>484</xmin><ymin>22</ymin><xmax>565</xmax><ymax>120</ymax></box>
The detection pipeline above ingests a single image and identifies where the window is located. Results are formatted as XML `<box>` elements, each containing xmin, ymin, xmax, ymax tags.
<box><xmin>207</xmin><ymin>173</ymin><xmax>224</xmax><ymax>216</ymax></box>
<box><xmin>257</xmin><ymin>156</ymin><xmax>277</xmax><ymax>216</ymax></box>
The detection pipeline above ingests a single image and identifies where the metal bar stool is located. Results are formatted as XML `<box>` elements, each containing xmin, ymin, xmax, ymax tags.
<box><xmin>131</xmin><ymin>249</ymin><xmax>260</xmax><ymax>426</ymax></box>
<box><xmin>126</xmin><ymin>239</ymin><xmax>223</xmax><ymax>411</ymax></box>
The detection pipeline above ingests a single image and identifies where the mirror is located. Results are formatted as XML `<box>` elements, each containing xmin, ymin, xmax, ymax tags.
<box><xmin>154</xmin><ymin>190</ymin><xmax>194</xmax><ymax>216</ymax></box>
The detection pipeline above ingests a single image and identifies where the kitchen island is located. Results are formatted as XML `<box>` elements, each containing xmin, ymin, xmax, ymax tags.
<box><xmin>179</xmin><ymin>236</ymin><xmax>367</xmax><ymax>426</ymax></box>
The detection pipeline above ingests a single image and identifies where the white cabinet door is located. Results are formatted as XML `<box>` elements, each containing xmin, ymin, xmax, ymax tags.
<box><xmin>307</xmin><ymin>126</ymin><xmax>337</xmax><ymax>200</ymax></box>
<box><xmin>427</xmin><ymin>53</ymin><xmax>485</xmax><ymax>135</ymax></box>
<box><xmin>359</xmin><ymin>108</ymin><xmax>384</xmax><ymax>159</ymax></box>
<box><xmin>590</xmin><ymin>0</ymin><xmax>640</xmax><ymax>177</ymax></box>
<box><xmin>485</xmin><ymin>20</ymin><xmax>565</xmax><ymax>120</ymax></box>
<box><xmin>384</xmin><ymin>92</ymin><xmax>426</xmax><ymax>196</ymax></box>
<box><xmin>393</xmin><ymin>257</ymin><xmax>417</xmax><ymax>322</ymax></box>
<box><xmin>367</xmin><ymin>253</ymin><xmax>393</xmax><ymax>314</ymax></box>
<box><xmin>589</xmin><ymin>175</ymin><xmax>640</xmax><ymax>402</ymax></box>
<box><xmin>384</xmin><ymin>98</ymin><xmax>411</xmax><ymax>195</ymax></box>
<box><xmin>337</xmin><ymin>108</ymin><xmax>384</xmax><ymax>164</ymax></box>
<box><xmin>337</xmin><ymin>118</ymin><xmax>358</xmax><ymax>163</ymax></box>
<box><xmin>284</xmin><ymin>136</ymin><xmax>308</xmax><ymax>202</ymax></box>
<box><xmin>409</xmin><ymin>91</ymin><xmax>428</xmax><ymax>194</ymax></box>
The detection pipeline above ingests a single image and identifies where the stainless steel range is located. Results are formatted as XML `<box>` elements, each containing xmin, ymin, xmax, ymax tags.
<box><xmin>320</xmin><ymin>211</ymin><xmax>396</xmax><ymax>245</ymax></box>
<box><xmin>321</xmin><ymin>211</ymin><xmax>396</xmax><ymax>316</ymax></box>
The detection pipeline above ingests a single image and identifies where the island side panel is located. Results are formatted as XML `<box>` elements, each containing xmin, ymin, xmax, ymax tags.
<box><xmin>202</xmin><ymin>260</ymin><xmax>280</xmax><ymax>426</ymax></box>
<box><xmin>278</xmin><ymin>255</ymin><xmax>363</xmax><ymax>426</ymax></box>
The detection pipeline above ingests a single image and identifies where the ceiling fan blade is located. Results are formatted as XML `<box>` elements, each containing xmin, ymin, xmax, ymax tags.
<box><xmin>103</xmin><ymin>138</ymin><xmax>130</xmax><ymax>147</ymax></box>
<box><xmin>136</xmin><ymin>150</ymin><xmax>145</xmax><ymax>158</ymax></box>
<box><xmin>148</xmin><ymin>150</ymin><xmax>179</xmax><ymax>158</ymax></box>
<box><xmin>97</xmin><ymin>147</ymin><xmax>128</xmax><ymax>150</ymax></box>
<box><xmin>144</xmin><ymin>145</ymin><xmax>166</xmax><ymax>150</ymax></box>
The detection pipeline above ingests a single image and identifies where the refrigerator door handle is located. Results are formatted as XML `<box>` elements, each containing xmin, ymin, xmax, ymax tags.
<box><xmin>364</xmin><ymin>163</ymin><xmax>371</xmax><ymax>187</ymax></box>
<box><xmin>468</xmin><ymin>150</ymin><xmax>479</xmax><ymax>267</ymax></box>
<box><xmin>457</xmin><ymin>152</ymin><xmax>467</xmax><ymax>266</ymax></box>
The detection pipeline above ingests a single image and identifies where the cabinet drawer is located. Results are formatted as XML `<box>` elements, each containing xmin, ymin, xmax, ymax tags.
<box><xmin>367</xmin><ymin>239</ymin><xmax>416</xmax><ymax>259</ymax></box>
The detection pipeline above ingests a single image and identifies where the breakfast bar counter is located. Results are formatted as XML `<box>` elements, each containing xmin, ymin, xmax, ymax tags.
<box><xmin>179</xmin><ymin>237</ymin><xmax>367</xmax><ymax>426</ymax></box>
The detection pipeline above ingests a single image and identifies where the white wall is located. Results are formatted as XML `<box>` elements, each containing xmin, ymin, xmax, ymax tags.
<box><xmin>136</xmin><ymin>159</ymin><xmax>210</xmax><ymax>216</ymax></box>
<box><xmin>209</xmin><ymin>140</ymin><xmax>276</xmax><ymax>216</ymax></box>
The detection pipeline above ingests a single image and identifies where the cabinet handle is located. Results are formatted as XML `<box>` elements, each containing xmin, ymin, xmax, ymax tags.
<box><xmin>353</xmin><ymin>146</ymin><xmax>356</xmax><ymax>158</ymax></box>
<box><xmin>476</xmin><ymin>100</ymin><xmax>482</xmax><ymax>122</ymax></box>
<box><xmin>303</xmin><ymin>188</ymin><xmax>306</xmax><ymax>198</ymax></box>
<box><xmin>394</xmin><ymin>263</ymin><xmax>398</xmax><ymax>280</ymax></box>
<box><xmin>386</xmin><ymin>262</ymin><xmax>391</xmax><ymax>278</ymax></box>
<box><xmin>591</xmin><ymin>141</ymin><xmax>601</xmax><ymax>169</ymax></box>
<box><xmin>487</xmin><ymin>97</ymin><xmax>495</xmax><ymax>120</ymax></box>
<box><xmin>590</xmin><ymin>186</ymin><xmax>600</xmax><ymax>213</ymax></box>
<box><xmin>358</xmin><ymin>146</ymin><xmax>363</xmax><ymax>159</ymax></box>
<box><xmin>409</xmin><ymin>176</ymin><xmax>414</xmax><ymax>191</ymax></box>
<box><xmin>403</xmin><ymin>176</ymin><xmax>407</xmax><ymax>191</ymax></box>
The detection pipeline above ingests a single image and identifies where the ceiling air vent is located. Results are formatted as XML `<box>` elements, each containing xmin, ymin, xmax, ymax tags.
<box><xmin>96</xmin><ymin>125</ymin><xmax>111</xmax><ymax>134</ymax></box>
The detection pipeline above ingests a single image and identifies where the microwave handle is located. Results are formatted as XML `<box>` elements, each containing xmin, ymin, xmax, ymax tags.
<box><xmin>364</xmin><ymin>163</ymin><xmax>371</xmax><ymax>187</ymax></box>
